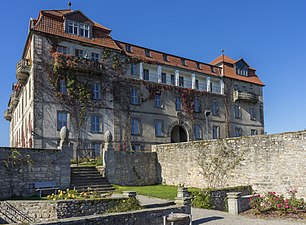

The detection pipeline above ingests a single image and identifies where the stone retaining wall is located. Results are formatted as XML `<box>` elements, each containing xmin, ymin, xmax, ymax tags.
<box><xmin>0</xmin><ymin>147</ymin><xmax>72</xmax><ymax>198</ymax></box>
<box><xmin>152</xmin><ymin>130</ymin><xmax>306</xmax><ymax>198</ymax></box>
<box><xmin>33</xmin><ymin>206</ymin><xmax>186</xmax><ymax>225</ymax></box>
<box><xmin>104</xmin><ymin>149</ymin><xmax>159</xmax><ymax>185</ymax></box>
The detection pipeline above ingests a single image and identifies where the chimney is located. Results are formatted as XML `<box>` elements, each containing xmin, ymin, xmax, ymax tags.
<box><xmin>68</xmin><ymin>2</ymin><xmax>72</xmax><ymax>10</ymax></box>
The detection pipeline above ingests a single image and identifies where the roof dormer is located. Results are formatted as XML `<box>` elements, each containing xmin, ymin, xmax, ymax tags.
<box><xmin>64</xmin><ymin>10</ymin><xmax>94</xmax><ymax>39</ymax></box>
<box><xmin>235</xmin><ymin>58</ymin><xmax>249</xmax><ymax>76</ymax></box>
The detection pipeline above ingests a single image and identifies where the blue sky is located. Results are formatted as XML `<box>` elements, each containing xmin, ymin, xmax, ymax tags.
<box><xmin>0</xmin><ymin>0</ymin><xmax>305</xmax><ymax>146</ymax></box>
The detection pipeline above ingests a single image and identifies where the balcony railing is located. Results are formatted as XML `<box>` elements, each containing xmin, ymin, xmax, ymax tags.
<box><xmin>4</xmin><ymin>109</ymin><xmax>12</xmax><ymax>121</ymax></box>
<box><xmin>233</xmin><ymin>90</ymin><xmax>258</xmax><ymax>103</ymax></box>
<box><xmin>16</xmin><ymin>59</ymin><xmax>31</xmax><ymax>85</ymax></box>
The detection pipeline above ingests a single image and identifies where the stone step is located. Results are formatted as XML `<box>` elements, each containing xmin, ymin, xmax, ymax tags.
<box><xmin>71</xmin><ymin>184</ymin><xmax>113</xmax><ymax>189</ymax></box>
<box><xmin>71</xmin><ymin>177</ymin><xmax>109</xmax><ymax>182</ymax></box>
<box><xmin>72</xmin><ymin>186</ymin><xmax>115</xmax><ymax>192</ymax></box>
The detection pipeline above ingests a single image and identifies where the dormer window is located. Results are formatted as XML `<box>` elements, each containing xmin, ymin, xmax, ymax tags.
<box><xmin>196</xmin><ymin>62</ymin><xmax>201</xmax><ymax>69</ymax></box>
<box><xmin>163</xmin><ymin>54</ymin><xmax>169</xmax><ymax>61</ymax></box>
<box><xmin>126</xmin><ymin>44</ymin><xmax>132</xmax><ymax>53</ymax></box>
<box><xmin>145</xmin><ymin>49</ymin><xmax>151</xmax><ymax>57</ymax></box>
<box><xmin>68</xmin><ymin>21</ymin><xmax>79</xmax><ymax>35</ymax></box>
<box><xmin>80</xmin><ymin>24</ymin><xmax>90</xmax><ymax>38</ymax></box>
<box><xmin>181</xmin><ymin>59</ymin><xmax>186</xmax><ymax>66</ymax></box>
<box><xmin>67</xmin><ymin>20</ymin><xmax>91</xmax><ymax>38</ymax></box>
<box><xmin>235</xmin><ymin>60</ymin><xmax>249</xmax><ymax>76</ymax></box>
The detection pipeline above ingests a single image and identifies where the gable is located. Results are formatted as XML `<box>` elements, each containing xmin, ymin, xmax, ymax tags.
<box><xmin>64</xmin><ymin>10</ymin><xmax>93</xmax><ymax>25</ymax></box>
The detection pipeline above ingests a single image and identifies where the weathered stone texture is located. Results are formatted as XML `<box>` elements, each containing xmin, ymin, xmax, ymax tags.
<box><xmin>0</xmin><ymin>147</ymin><xmax>72</xmax><ymax>199</ymax></box>
<box><xmin>105</xmin><ymin>149</ymin><xmax>158</xmax><ymax>185</ymax></box>
<box><xmin>152</xmin><ymin>130</ymin><xmax>306</xmax><ymax>198</ymax></box>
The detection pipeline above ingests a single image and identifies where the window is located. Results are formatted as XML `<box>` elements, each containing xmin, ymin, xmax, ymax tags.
<box><xmin>145</xmin><ymin>49</ymin><xmax>151</xmax><ymax>57</ymax></box>
<box><xmin>171</xmin><ymin>74</ymin><xmax>175</xmax><ymax>85</ymax></box>
<box><xmin>194</xmin><ymin>124</ymin><xmax>202</xmax><ymax>139</ymax></box>
<box><xmin>235</xmin><ymin>127</ymin><xmax>242</xmax><ymax>137</ymax></box>
<box><xmin>130</xmin><ymin>88</ymin><xmax>139</xmax><ymax>105</ymax></box>
<box><xmin>196</xmin><ymin>62</ymin><xmax>201</xmax><ymax>69</ymax></box>
<box><xmin>234</xmin><ymin>105</ymin><xmax>242</xmax><ymax>118</ymax></box>
<box><xmin>57</xmin><ymin>46</ymin><xmax>67</xmax><ymax>54</ymax></box>
<box><xmin>181</xmin><ymin>59</ymin><xmax>186</xmax><ymax>66</ymax></box>
<box><xmin>161</xmin><ymin>72</ymin><xmax>167</xmax><ymax>84</ymax></box>
<box><xmin>175</xmin><ymin>97</ymin><xmax>181</xmax><ymax>111</ymax></box>
<box><xmin>91</xmin><ymin>115</ymin><xmax>102</xmax><ymax>133</ymax></box>
<box><xmin>59</xmin><ymin>79</ymin><xmax>67</xmax><ymax>95</ymax></box>
<box><xmin>250</xmin><ymin>107</ymin><xmax>256</xmax><ymax>120</ymax></box>
<box><xmin>241</xmin><ymin>86</ymin><xmax>247</xmax><ymax>92</ymax></box>
<box><xmin>234</xmin><ymin>84</ymin><xmax>239</xmax><ymax>91</ymax></box>
<box><xmin>75</xmin><ymin>49</ymin><xmax>84</xmax><ymax>58</ymax></box>
<box><xmin>143</xmin><ymin>69</ymin><xmax>149</xmax><ymax>80</ymax></box>
<box><xmin>195</xmin><ymin>80</ymin><xmax>199</xmax><ymax>90</ymax></box>
<box><xmin>57</xmin><ymin>112</ymin><xmax>67</xmax><ymax>131</ymax></box>
<box><xmin>194</xmin><ymin>96</ymin><xmax>200</xmax><ymax>113</ymax></box>
<box><xmin>80</xmin><ymin>24</ymin><xmax>90</xmax><ymax>38</ymax></box>
<box><xmin>91</xmin><ymin>142</ymin><xmax>101</xmax><ymax>157</ymax></box>
<box><xmin>131</xmin><ymin>64</ymin><xmax>137</xmax><ymax>76</ymax></box>
<box><xmin>179</xmin><ymin>77</ymin><xmax>184</xmax><ymax>87</ymax></box>
<box><xmin>131</xmin><ymin>118</ymin><xmax>140</xmax><ymax>135</ymax></box>
<box><xmin>212</xmin><ymin>101</ymin><xmax>219</xmax><ymax>116</ymax></box>
<box><xmin>155</xmin><ymin>120</ymin><xmax>164</xmax><ymax>137</ymax></box>
<box><xmin>92</xmin><ymin>82</ymin><xmax>101</xmax><ymax>100</ymax></box>
<box><xmin>251</xmin><ymin>129</ymin><xmax>258</xmax><ymax>136</ymax></box>
<box><xmin>91</xmin><ymin>52</ymin><xmax>100</xmax><ymax>61</ymax></box>
<box><xmin>212</xmin><ymin>126</ymin><xmax>220</xmax><ymax>139</ymax></box>
<box><xmin>154</xmin><ymin>94</ymin><xmax>161</xmax><ymax>108</ymax></box>
<box><xmin>126</xmin><ymin>44</ymin><xmax>132</xmax><ymax>53</ymax></box>
<box><xmin>163</xmin><ymin>54</ymin><xmax>169</xmax><ymax>61</ymax></box>
<box><xmin>68</xmin><ymin>21</ymin><xmax>78</xmax><ymax>35</ymax></box>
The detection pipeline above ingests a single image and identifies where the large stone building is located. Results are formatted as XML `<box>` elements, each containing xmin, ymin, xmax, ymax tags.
<box><xmin>4</xmin><ymin>8</ymin><xmax>264</xmax><ymax>155</ymax></box>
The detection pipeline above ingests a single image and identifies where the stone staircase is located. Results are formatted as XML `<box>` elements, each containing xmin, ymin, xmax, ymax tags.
<box><xmin>70</xmin><ymin>166</ymin><xmax>115</xmax><ymax>194</ymax></box>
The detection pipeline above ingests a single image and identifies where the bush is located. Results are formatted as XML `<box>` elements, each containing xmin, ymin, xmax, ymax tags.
<box><xmin>47</xmin><ymin>188</ymin><xmax>105</xmax><ymax>200</ymax></box>
<box><xmin>189</xmin><ymin>189</ymin><xmax>212</xmax><ymax>209</ymax></box>
<box><xmin>107</xmin><ymin>197</ymin><xmax>144</xmax><ymax>213</ymax></box>
<box><xmin>250</xmin><ymin>191</ymin><xmax>306</xmax><ymax>214</ymax></box>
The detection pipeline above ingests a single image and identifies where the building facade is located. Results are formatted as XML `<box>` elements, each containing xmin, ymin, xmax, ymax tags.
<box><xmin>4</xmin><ymin>9</ymin><xmax>264</xmax><ymax>155</ymax></box>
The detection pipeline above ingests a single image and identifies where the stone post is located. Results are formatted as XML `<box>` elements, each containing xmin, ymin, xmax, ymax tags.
<box><xmin>227</xmin><ymin>192</ymin><xmax>242</xmax><ymax>215</ymax></box>
<box><xmin>103</xmin><ymin>130</ymin><xmax>114</xmax><ymax>174</ymax></box>
<box><xmin>174</xmin><ymin>186</ymin><xmax>192</xmax><ymax>215</ymax></box>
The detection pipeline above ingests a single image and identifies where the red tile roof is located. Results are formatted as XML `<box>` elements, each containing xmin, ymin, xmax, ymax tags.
<box><xmin>210</xmin><ymin>55</ymin><xmax>264</xmax><ymax>86</ymax></box>
<box><xmin>29</xmin><ymin>9</ymin><xmax>264</xmax><ymax>86</ymax></box>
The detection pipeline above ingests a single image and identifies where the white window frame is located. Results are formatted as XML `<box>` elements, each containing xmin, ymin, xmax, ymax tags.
<box><xmin>130</xmin><ymin>88</ymin><xmax>139</xmax><ymax>105</ymax></box>
<box><xmin>80</xmin><ymin>24</ymin><xmax>90</xmax><ymax>38</ymax></box>
<box><xmin>57</xmin><ymin>111</ymin><xmax>68</xmax><ymax>131</ymax></box>
<box><xmin>234</xmin><ymin>105</ymin><xmax>242</xmax><ymax>119</ymax></box>
<box><xmin>68</xmin><ymin>21</ymin><xmax>79</xmax><ymax>35</ymax></box>
<box><xmin>154</xmin><ymin>94</ymin><xmax>161</xmax><ymax>108</ymax></box>
<box><xmin>92</xmin><ymin>82</ymin><xmax>101</xmax><ymax>100</ymax></box>
<box><xmin>91</xmin><ymin>115</ymin><xmax>102</xmax><ymax>133</ymax></box>
<box><xmin>131</xmin><ymin>64</ymin><xmax>137</xmax><ymax>76</ymax></box>
<box><xmin>154</xmin><ymin>120</ymin><xmax>164</xmax><ymax>137</ymax></box>
<box><xmin>131</xmin><ymin>118</ymin><xmax>140</xmax><ymax>135</ymax></box>
<box><xmin>91</xmin><ymin>52</ymin><xmax>100</xmax><ymax>61</ymax></box>
<box><xmin>161</xmin><ymin>72</ymin><xmax>167</xmax><ymax>84</ymax></box>
<box><xmin>75</xmin><ymin>49</ymin><xmax>84</xmax><ymax>58</ymax></box>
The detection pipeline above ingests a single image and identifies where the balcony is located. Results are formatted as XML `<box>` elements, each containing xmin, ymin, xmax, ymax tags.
<box><xmin>233</xmin><ymin>90</ymin><xmax>258</xmax><ymax>103</ymax></box>
<box><xmin>10</xmin><ymin>91</ymin><xmax>20</xmax><ymax>108</ymax></box>
<box><xmin>16</xmin><ymin>59</ymin><xmax>31</xmax><ymax>85</ymax></box>
<box><xmin>4</xmin><ymin>109</ymin><xmax>12</xmax><ymax>121</ymax></box>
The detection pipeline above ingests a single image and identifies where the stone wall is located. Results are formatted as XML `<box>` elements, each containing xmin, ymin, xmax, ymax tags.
<box><xmin>152</xmin><ymin>130</ymin><xmax>306</xmax><ymax>198</ymax></box>
<box><xmin>32</xmin><ymin>206</ymin><xmax>186</xmax><ymax>225</ymax></box>
<box><xmin>0</xmin><ymin>146</ymin><xmax>72</xmax><ymax>199</ymax></box>
<box><xmin>104</xmin><ymin>149</ymin><xmax>159</xmax><ymax>185</ymax></box>
<box><xmin>0</xmin><ymin>198</ymin><xmax>130</xmax><ymax>223</ymax></box>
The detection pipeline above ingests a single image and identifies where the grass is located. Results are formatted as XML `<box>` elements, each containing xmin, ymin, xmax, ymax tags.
<box><xmin>114</xmin><ymin>184</ymin><xmax>190</xmax><ymax>200</ymax></box>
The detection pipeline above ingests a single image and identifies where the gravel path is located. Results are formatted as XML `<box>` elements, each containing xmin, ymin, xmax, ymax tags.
<box><xmin>133</xmin><ymin>194</ymin><xmax>306</xmax><ymax>225</ymax></box>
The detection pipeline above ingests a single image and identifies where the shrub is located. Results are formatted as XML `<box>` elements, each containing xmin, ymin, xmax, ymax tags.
<box><xmin>107</xmin><ymin>198</ymin><xmax>144</xmax><ymax>213</ymax></box>
<box><xmin>47</xmin><ymin>188</ymin><xmax>104</xmax><ymax>200</ymax></box>
<box><xmin>189</xmin><ymin>189</ymin><xmax>212</xmax><ymax>209</ymax></box>
<box><xmin>249</xmin><ymin>191</ymin><xmax>306</xmax><ymax>214</ymax></box>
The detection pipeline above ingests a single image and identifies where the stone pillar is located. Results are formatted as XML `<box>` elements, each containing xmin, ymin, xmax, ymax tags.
<box><xmin>191</xmin><ymin>74</ymin><xmax>196</xmax><ymax>89</ymax></box>
<box><xmin>220</xmin><ymin>79</ymin><xmax>224</xmax><ymax>95</ymax></box>
<box><xmin>103</xmin><ymin>130</ymin><xmax>114</xmax><ymax>171</ymax></box>
<box><xmin>174</xmin><ymin>186</ymin><xmax>192</xmax><ymax>215</ymax></box>
<box><xmin>175</xmin><ymin>70</ymin><xmax>180</xmax><ymax>86</ymax></box>
<box><xmin>227</xmin><ymin>192</ymin><xmax>242</xmax><ymax>215</ymax></box>
<box><xmin>206</xmin><ymin>77</ymin><xmax>211</xmax><ymax>92</ymax></box>
<box><xmin>157</xmin><ymin>65</ymin><xmax>162</xmax><ymax>83</ymax></box>
<box><xmin>139</xmin><ymin>62</ymin><xmax>144</xmax><ymax>80</ymax></box>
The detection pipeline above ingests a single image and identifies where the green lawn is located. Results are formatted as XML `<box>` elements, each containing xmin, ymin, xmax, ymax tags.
<box><xmin>114</xmin><ymin>185</ymin><xmax>180</xmax><ymax>200</ymax></box>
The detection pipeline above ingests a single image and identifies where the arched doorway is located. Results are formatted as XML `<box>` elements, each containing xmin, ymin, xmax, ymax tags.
<box><xmin>171</xmin><ymin>125</ymin><xmax>187</xmax><ymax>143</ymax></box>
